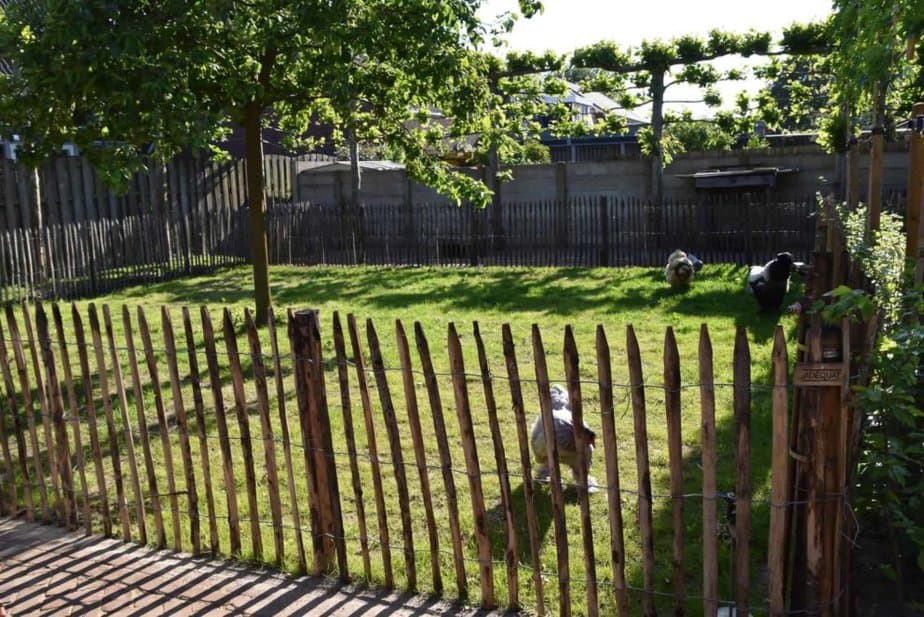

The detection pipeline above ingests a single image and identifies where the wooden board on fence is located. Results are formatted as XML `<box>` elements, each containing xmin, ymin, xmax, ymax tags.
<box><xmin>627</xmin><ymin>324</ymin><xmax>655</xmax><ymax>617</ymax></box>
<box><xmin>244</xmin><ymin>309</ymin><xmax>285</xmax><ymax>566</ymax></box>
<box><xmin>88</xmin><ymin>304</ymin><xmax>131</xmax><ymax>541</ymax></box>
<box><xmin>221</xmin><ymin>309</ymin><xmax>263</xmax><ymax>559</ymax></box>
<box><xmin>367</xmin><ymin>319</ymin><xmax>416</xmax><ymax>590</ymax></box>
<box><xmin>199</xmin><ymin>307</ymin><xmax>241</xmax><ymax>555</ymax></box>
<box><xmin>270</xmin><ymin>308</ymin><xmax>306</xmax><ymax>574</ymax></box>
<box><xmin>181</xmin><ymin>307</ymin><xmax>219</xmax><ymax>554</ymax></box>
<box><xmin>532</xmin><ymin>324</ymin><xmax>571</xmax><ymax>617</ymax></box>
<box><xmin>793</xmin><ymin>363</ymin><xmax>845</xmax><ymax>387</ymax></box>
<box><xmin>137</xmin><ymin>306</ymin><xmax>182</xmax><ymax>550</ymax></box>
<box><xmin>734</xmin><ymin>327</ymin><xmax>752</xmax><ymax>617</ymax></box>
<box><xmin>447</xmin><ymin>323</ymin><xmax>494</xmax><ymax>609</ymax></box>
<box><xmin>699</xmin><ymin>324</ymin><xmax>719</xmax><ymax>617</ymax></box>
<box><xmin>663</xmin><ymin>327</ymin><xmax>685</xmax><ymax>616</ymax></box>
<box><xmin>596</xmin><ymin>326</ymin><xmax>629</xmax><ymax>617</ymax></box>
<box><xmin>331</xmin><ymin>312</ymin><xmax>369</xmax><ymax>580</ymax></box>
<box><xmin>345</xmin><ymin>313</ymin><xmax>393</xmax><ymax>587</ymax></box>
<box><xmin>395</xmin><ymin>319</ymin><xmax>441</xmax><ymax>593</ymax></box>
<box><xmin>501</xmin><ymin>324</ymin><xmax>546</xmax><ymax>616</ymax></box>
<box><xmin>414</xmin><ymin>322</ymin><xmax>466</xmax><ymax>599</ymax></box>
<box><xmin>121</xmin><ymin>306</ymin><xmax>164</xmax><ymax>547</ymax></box>
<box><xmin>473</xmin><ymin>322</ymin><xmax>518</xmax><ymax>610</ymax></box>
<box><xmin>769</xmin><ymin>326</ymin><xmax>790</xmax><ymax>617</ymax></box>
<box><xmin>162</xmin><ymin>307</ymin><xmax>201</xmax><ymax>555</ymax></box>
<box><xmin>70</xmin><ymin>305</ymin><xmax>110</xmax><ymax>535</ymax></box>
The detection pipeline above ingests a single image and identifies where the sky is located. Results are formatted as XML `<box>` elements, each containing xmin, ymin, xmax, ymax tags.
<box><xmin>477</xmin><ymin>0</ymin><xmax>834</xmax><ymax>117</ymax></box>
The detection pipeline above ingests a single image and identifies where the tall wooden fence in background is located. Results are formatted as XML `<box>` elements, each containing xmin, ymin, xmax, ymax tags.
<box><xmin>0</xmin><ymin>299</ymin><xmax>859</xmax><ymax>615</ymax></box>
<box><xmin>266</xmin><ymin>192</ymin><xmax>822</xmax><ymax>269</ymax></box>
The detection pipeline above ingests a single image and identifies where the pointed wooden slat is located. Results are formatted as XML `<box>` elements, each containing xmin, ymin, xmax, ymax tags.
<box><xmin>268</xmin><ymin>308</ymin><xmax>307</xmax><ymax>573</ymax></box>
<box><xmin>137</xmin><ymin>305</ymin><xmax>181</xmax><ymax>550</ymax></box>
<box><xmin>6</xmin><ymin>304</ymin><xmax>51</xmax><ymax>522</ymax></box>
<box><xmin>200</xmin><ymin>307</ymin><xmax>241</xmax><ymax>555</ymax></box>
<box><xmin>532</xmin><ymin>324</ymin><xmax>571</xmax><ymax>617</ymax></box>
<box><xmin>88</xmin><ymin>304</ymin><xmax>131</xmax><ymax>540</ymax></box>
<box><xmin>244</xmin><ymin>309</ymin><xmax>284</xmax><ymax>566</ymax></box>
<box><xmin>122</xmin><ymin>306</ymin><xmax>164</xmax><ymax>547</ymax></box>
<box><xmin>447</xmin><ymin>323</ymin><xmax>494</xmax><ymax>609</ymax></box>
<box><xmin>473</xmin><ymin>322</ymin><xmax>517</xmax><ymax>609</ymax></box>
<box><xmin>161</xmin><ymin>307</ymin><xmax>200</xmax><ymax>554</ymax></box>
<box><xmin>627</xmin><ymin>324</ymin><xmax>655</xmax><ymax>617</ymax></box>
<box><xmin>34</xmin><ymin>302</ymin><xmax>75</xmax><ymax>528</ymax></box>
<box><xmin>331</xmin><ymin>311</ymin><xmax>369</xmax><ymax>579</ymax></box>
<box><xmin>395</xmin><ymin>319</ymin><xmax>441</xmax><ymax>593</ymax></box>
<box><xmin>0</xmin><ymin>312</ymin><xmax>22</xmax><ymax>521</ymax></box>
<box><xmin>769</xmin><ymin>325</ymin><xmax>789</xmax><ymax>617</ymax></box>
<box><xmin>346</xmin><ymin>313</ymin><xmax>392</xmax><ymax>587</ymax></box>
<box><xmin>22</xmin><ymin>302</ymin><xmax>61</xmax><ymax>504</ymax></box>
<box><xmin>367</xmin><ymin>319</ymin><xmax>416</xmax><ymax>590</ymax></box>
<box><xmin>0</xmin><ymin>313</ymin><xmax>31</xmax><ymax>520</ymax></box>
<box><xmin>734</xmin><ymin>326</ymin><xmax>752</xmax><ymax>616</ymax></box>
<box><xmin>563</xmin><ymin>326</ymin><xmax>597</xmax><ymax>617</ymax></box>
<box><xmin>596</xmin><ymin>326</ymin><xmax>629</xmax><ymax>616</ymax></box>
<box><xmin>70</xmin><ymin>304</ymin><xmax>110</xmax><ymax>535</ymax></box>
<box><xmin>181</xmin><ymin>307</ymin><xmax>219</xmax><ymax>554</ymax></box>
<box><xmin>53</xmin><ymin>302</ymin><xmax>88</xmax><ymax>520</ymax></box>
<box><xmin>102</xmin><ymin>305</ymin><xmax>146</xmax><ymax>543</ymax></box>
<box><xmin>221</xmin><ymin>308</ymin><xmax>262</xmax><ymax>559</ymax></box>
<box><xmin>664</xmin><ymin>326</ymin><xmax>685</xmax><ymax>615</ymax></box>
<box><xmin>501</xmin><ymin>324</ymin><xmax>546</xmax><ymax>616</ymax></box>
<box><xmin>414</xmin><ymin>321</ymin><xmax>466</xmax><ymax>599</ymax></box>
<box><xmin>699</xmin><ymin>324</ymin><xmax>718</xmax><ymax>617</ymax></box>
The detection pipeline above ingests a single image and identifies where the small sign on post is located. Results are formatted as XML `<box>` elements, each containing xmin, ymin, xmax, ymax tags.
<box><xmin>793</xmin><ymin>363</ymin><xmax>846</xmax><ymax>388</ymax></box>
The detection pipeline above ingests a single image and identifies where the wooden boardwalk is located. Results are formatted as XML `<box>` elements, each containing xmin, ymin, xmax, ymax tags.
<box><xmin>0</xmin><ymin>518</ymin><xmax>493</xmax><ymax>617</ymax></box>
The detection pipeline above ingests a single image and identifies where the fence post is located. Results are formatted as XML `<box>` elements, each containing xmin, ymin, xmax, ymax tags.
<box><xmin>598</xmin><ymin>195</ymin><xmax>610</xmax><ymax>267</ymax></box>
<box><xmin>289</xmin><ymin>308</ymin><xmax>344</xmax><ymax>577</ymax></box>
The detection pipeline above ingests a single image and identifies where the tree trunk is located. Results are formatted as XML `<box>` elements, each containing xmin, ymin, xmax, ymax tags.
<box><xmin>649</xmin><ymin>70</ymin><xmax>666</xmax><ymax>208</ymax></box>
<box><xmin>244</xmin><ymin>100</ymin><xmax>271</xmax><ymax>325</ymax></box>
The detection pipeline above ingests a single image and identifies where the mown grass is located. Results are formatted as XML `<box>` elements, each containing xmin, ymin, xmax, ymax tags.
<box><xmin>2</xmin><ymin>263</ymin><xmax>805</xmax><ymax>616</ymax></box>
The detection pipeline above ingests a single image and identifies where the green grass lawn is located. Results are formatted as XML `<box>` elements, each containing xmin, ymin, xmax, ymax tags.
<box><xmin>4</xmin><ymin>263</ymin><xmax>805</xmax><ymax>616</ymax></box>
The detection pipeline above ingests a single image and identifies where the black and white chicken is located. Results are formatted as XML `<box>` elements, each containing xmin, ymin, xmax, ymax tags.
<box><xmin>746</xmin><ymin>252</ymin><xmax>808</xmax><ymax>311</ymax></box>
<box><xmin>665</xmin><ymin>249</ymin><xmax>704</xmax><ymax>288</ymax></box>
<box><xmin>530</xmin><ymin>384</ymin><xmax>599</xmax><ymax>491</ymax></box>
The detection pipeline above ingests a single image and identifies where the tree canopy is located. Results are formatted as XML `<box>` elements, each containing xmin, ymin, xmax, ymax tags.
<box><xmin>0</xmin><ymin>0</ymin><xmax>544</xmax><ymax>322</ymax></box>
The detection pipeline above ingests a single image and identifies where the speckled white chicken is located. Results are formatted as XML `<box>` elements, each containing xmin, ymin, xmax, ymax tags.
<box><xmin>530</xmin><ymin>384</ymin><xmax>598</xmax><ymax>490</ymax></box>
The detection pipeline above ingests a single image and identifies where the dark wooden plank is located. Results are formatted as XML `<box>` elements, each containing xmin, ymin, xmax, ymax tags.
<box><xmin>88</xmin><ymin>303</ymin><xmax>131</xmax><ymax>540</ymax></box>
<box><xmin>200</xmin><ymin>307</ymin><xmax>241</xmax><ymax>555</ymax></box>
<box><xmin>330</xmin><ymin>311</ymin><xmax>368</xmax><ymax>578</ymax></box>
<box><xmin>447</xmin><ymin>323</ymin><xmax>494</xmax><ymax>609</ymax></box>
<box><xmin>733</xmin><ymin>326</ymin><xmax>752</xmax><ymax>617</ymax></box>
<box><xmin>70</xmin><ymin>304</ymin><xmax>110</xmax><ymax>535</ymax></box>
<box><xmin>122</xmin><ymin>305</ymin><xmax>164</xmax><ymax>547</ymax></box>
<box><xmin>161</xmin><ymin>307</ymin><xmax>201</xmax><ymax>554</ymax></box>
<box><xmin>34</xmin><ymin>303</ymin><xmax>75</xmax><ymax>529</ymax></box>
<box><xmin>564</xmin><ymin>326</ymin><xmax>598</xmax><ymax>617</ymax></box>
<box><xmin>663</xmin><ymin>326</ymin><xmax>685</xmax><ymax>616</ymax></box>
<box><xmin>414</xmin><ymin>321</ymin><xmax>467</xmax><ymax>598</ymax></box>
<box><xmin>244</xmin><ymin>309</ymin><xmax>285</xmax><ymax>566</ymax></box>
<box><xmin>501</xmin><ymin>324</ymin><xmax>545</xmax><ymax>615</ymax></box>
<box><xmin>20</xmin><ymin>303</ymin><xmax>61</xmax><ymax>520</ymax></box>
<box><xmin>769</xmin><ymin>325</ymin><xmax>789</xmax><ymax>617</ymax></box>
<box><xmin>367</xmin><ymin>319</ymin><xmax>416</xmax><ymax>590</ymax></box>
<box><xmin>395</xmin><ymin>319</ymin><xmax>441</xmax><ymax>592</ymax></box>
<box><xmin>532</xmin><ymin>323</ymin><xmax>571</xmax><ymax>616</ymax></box>
<box><xmin>268</xmin><ymin>308</ymin><xmax>307</xmax><ymax>573</ymax></box>
<box><xmin>181</xmin><ymin>307</ymin><xmax>218</xmax><ymax>553</ymax></box>
<box><xmin>221</xmin><ymin>308</ymin><xmax>262</xmax><ymax>559</ymax></box>
<box><xmin>346</xmin><ymin>313</ymin><xmax>393</xmax><ymax>587</ymax></box>
<box><xmin>596</xmin><ymin>325</ymin><xmax>629</xmax><ymax>616</ymax></box>
<box><xmin>137</xmin><ymin>305</ymin><xmax>182</xmax><ymax>550</ymax></box>
<box><xmin>627</xmin><ymin>324</ymin><xmax>655</xmax><ymax>617</ymax></box>
<box><xmin>699</xmin><ymin>324</ymin><xmax>718</xmax><ymax>617</ymax></box>
<box><xmin>0</xmin><ymin>315</ymin><xmax>32</xmax><ymax>520</ymax></box>
<box><xmin>472</xmin><ymin>322</ymin><xmax>517</xmax><ymax>607</ymax></box>
<box><xmin>102</xmin><ymin>305</ymin><xmax>146</xmax><ymax>542</ymax></box>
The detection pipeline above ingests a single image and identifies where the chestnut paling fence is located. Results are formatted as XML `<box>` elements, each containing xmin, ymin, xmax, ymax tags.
<box><xmin>0</xmin><ymin>298</ymin><xmax>860</xmax><ymax>616</ymax></box>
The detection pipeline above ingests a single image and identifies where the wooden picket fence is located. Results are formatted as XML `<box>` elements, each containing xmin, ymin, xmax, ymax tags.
<box><xmin>0</xmin><ymin>297</ymin><xmax>862</xmax><ymax>616</ymax></box>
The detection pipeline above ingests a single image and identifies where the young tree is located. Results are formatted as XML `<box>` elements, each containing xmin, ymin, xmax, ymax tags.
<box><xmin>0</xmin><ymin>0</ymin><xmax>541</xmax><ymax>324</ymax></box>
